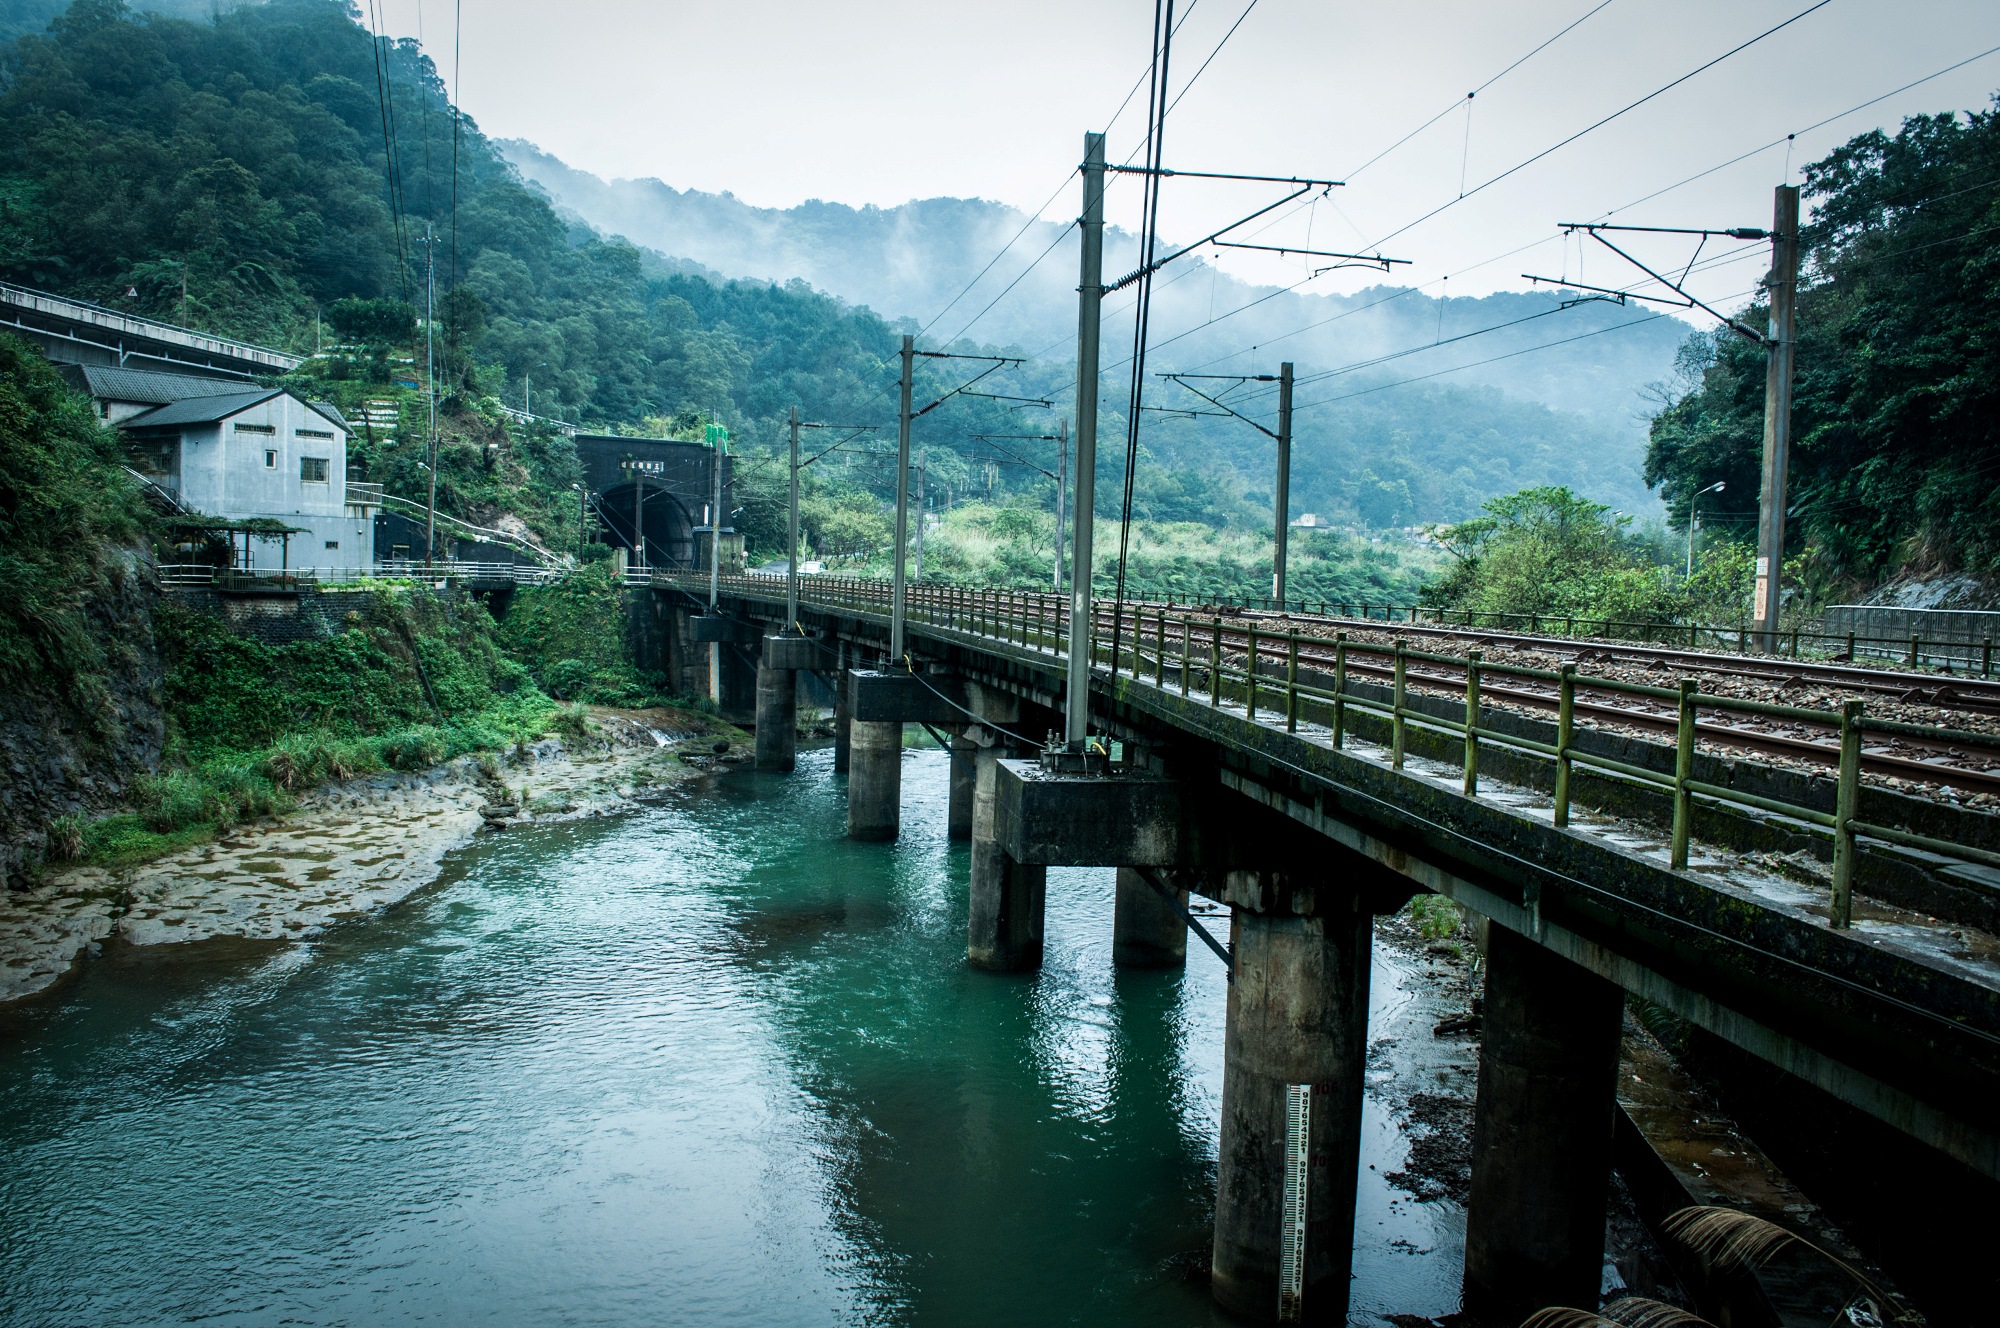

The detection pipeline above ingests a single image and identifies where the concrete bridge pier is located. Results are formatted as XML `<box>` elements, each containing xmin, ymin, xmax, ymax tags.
<box><xmin>829</xmin><ymin>648</ymin><xmax>852</xmax><ymax>773</ymax></box>
<box><xmin>948</xmin><ymin>729</ymin><xmax>979</xmax><ymax>841</ymax></box>
<box><xmin>846</xmin><ymin>718</ymin><xmax>903</xmax><ymax>841</ymax></box>
<box><xmin>843</xmin><ymin>669</ymin><xmax>996</xmax><ymax>844</ymax></box>
<box><xmin>754</xmin><ymin>636</ymin><xmax>817</xmax><ymax>773</ymax></box>
<box><xmin>1462</xmin><ymin>923</ymin><xmax>1626</xmax><ymax>1318</ymax></box>
<box><xmin>1113</xmin><ymin>867</ymin><xmax>1188</xmax><ymax>968</ymax></box>
<box><xmin>968</xmin><ymin>748</ymin><xmax>1048</xmax><ymax>970</ymax></box>
<box><xmin>1210</xmin><ymin>879</ymin><xmax>1372</xmax><ymax>1324</ymax></box>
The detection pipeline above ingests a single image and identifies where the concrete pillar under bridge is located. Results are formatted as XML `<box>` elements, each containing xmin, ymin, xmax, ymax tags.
<box><xmin>687</xmin><ymin>613</ymin><xmax>758</xmax><ymax>727</ymax></box>
<box><xmin>754</xmin><ymin>635</ymin><xmax>817</xmax><ymax>773</ymax></box>
<box><xmin>829</xmin><ymin>643</ymin><xmax>852</xmax><ymax>774</ymax></box>
<box><xmin>843</xmin><ymin>669</ymin><xmax>1021</xmax><ymax>846</ymax></box>
<box><xmin>985</xmin><ymin>758</ymin><xmax>1413</xmax><ymax>1322</ymax></box>
<box><xmin>1463</xmin><ymin>923</ymin><xmax>1625</xmax><ymax>1319</ymax></box>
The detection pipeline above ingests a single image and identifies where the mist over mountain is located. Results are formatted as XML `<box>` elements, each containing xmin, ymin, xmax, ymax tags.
<box><xmin>501</xmin><ymin>138</ymin><xmax>1688</xmax><ymax>446</ymax></box>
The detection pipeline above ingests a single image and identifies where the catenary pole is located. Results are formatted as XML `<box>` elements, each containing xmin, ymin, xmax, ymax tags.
<box><xmin>424</xmin><ymin>223</ymin><xmax>438</xmax><ymax>572</ymax></box>
<box><xmin>1066</xmin><ymin>132</ymin><xmax>1106</xmax><ymax>747</ymax></box>
<box><xmin>913</xmin><ymin>459</ymin><xmax>926</xmax><ymax>584</ymax></box>
<box><xmin>1054</xmin><ymin>416</ymin><xmax>1068</xmax><ymax>594</ymax></box>
<box><xmin>787</xmin><ymin>405</ymin><xmax>801</xmax><ymax>630</ymax></box>
<box><xmin>1753</xmin><ymin>185</ymin><xmax>1799</xmax><ymax>651</ymax></box>
<box><xmin>890</xmin><ymin>334</ymin><xmax>914</xmax><ymax>664</ymax></box>
<box><xmin>708</xmin><ymin>421</ymin><xmax>724</xmax><ymax>610</ymax></box>
<box><xmin>1273</xmin><ymin>361</ymin><xmax>1293</xmax><ymax>607</ymax></box>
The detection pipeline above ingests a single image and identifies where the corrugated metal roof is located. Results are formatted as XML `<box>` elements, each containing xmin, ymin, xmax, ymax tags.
<box><xmin>122</xmin><ymin>388</ymin><xmax>282</xmax><ymax>428</ymax></box>
<box><xmin>308</xmin><ymin>400</ymin><xmax>351</xmax><ymax>430</ymax></box>
<box><xmin>61</xmin><ymin>363</ymin><xmax>259</xmax><ymax>404</ymax></box>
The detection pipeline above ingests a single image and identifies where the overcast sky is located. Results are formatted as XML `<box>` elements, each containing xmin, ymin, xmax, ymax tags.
<box><xmin>374</xmin><ymin>0</ymin><xmax>2000</xmax><ymax>306</ymax></box>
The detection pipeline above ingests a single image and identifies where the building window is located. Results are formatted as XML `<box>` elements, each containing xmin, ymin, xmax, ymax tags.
<box><xmin>233</xmin><ymin>422</ymin><xmax>276</xmax><ymax>435</ymax></box>
<box><xmin>265</xmin><ymin>449</ymin><xmax>278</xmax><ymax>469</ymax></box>
<box><xmin>324</xmin><ymin>540</ymin><xmax>340</xmax><ymax>550</ymax></box>
<box><xmin>301</xmin><ymin>456</ymin><xmax>330</xmax><ymax>483</ymax></box>
<box><xmin>296</xmin><ymin>428</ymin><xmax>334</xmax><ymax>440</ymax></box>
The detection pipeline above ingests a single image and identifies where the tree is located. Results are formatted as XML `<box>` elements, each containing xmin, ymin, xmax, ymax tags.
<box><xmin>1644</xmin><ymin>98</ymin><xmax>2000</xmax><ymax>588</ymax></box>
<box><xmin>327</xmin><ymin>297</ymin><xmax>416</xmax><ymax>346</ymax></box>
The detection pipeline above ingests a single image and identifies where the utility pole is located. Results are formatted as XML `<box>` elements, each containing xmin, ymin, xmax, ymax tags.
<box><xmin>708</xmin><ymin>420</ymin><xmax>726</xmax><ymax>609</ymax></box>
<box><xmin>1754</xmin><ymin>184</ymin><xmax>1800</xmax><ymax>652</ymax></box>
<box><xmin>1272</xmin><ymin>361</ymin><xmax>1293</xmax><ymax>607</ymax></box>
<box><xmin>423</xmin><ymin>224</ymin><xmax>438</xmax><ymax>573</ymax></box>
<box><xmin>632</xmin><ymin>461</ymin><xmax>645</xmax><ymax>569</ymax></box>
<box><xmin>1066</xmin><ymin>132</ymin><xmax>1106</xmax><ymax>748</ymax></box>
<box><xmin>913</xmin><ymin>457</ymin><xmax>926</xmax><ymax>583</ymax></box>
<box><xmin>573</xmin><ymin>483</ymin><xmax>587</xmax><ymax>560</ymax></box>
<box><xmin>787</xmin><ymin>406</ymin><xmax>801</xmax><ymax>631</ymax></box>
<box><xmin>1687</xmin><ymin>479</ymin><xmax>1724</xmax><ymax>579</ymax></box>
<box><xmin>890</xmin><ymin>334</ymin><xmax>914</xmax><ymax>665</ymax></box>
<box><xmin>1533</xmin><ymin>201</ymin><xmax>1799</xmax><ymax>649</ymax></box>
<box><xmin>1055</xmin><ymin>416</ymin><xmax>1068</xmax><ymax>594</ymax></box>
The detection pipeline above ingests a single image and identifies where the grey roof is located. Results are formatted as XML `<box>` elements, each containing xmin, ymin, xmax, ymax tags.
<box><xmin>121</xmin><ymin>388</ymin><xmax>350</xmax><ymax>433</ymax></box>
<box><xmin>60</xmin><ymin>362</ymin><xmax>260</xmax><ymax>405</ymax></box>
<box><xmin>122</xmin><ymin>388</ymin><xmax>283</xmax><ymax>428</ymax></box>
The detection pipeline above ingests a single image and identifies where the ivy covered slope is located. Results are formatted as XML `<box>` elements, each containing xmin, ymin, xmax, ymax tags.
<box><xmin>1645</xmin><ymin>102</ymin><xmax>2000</xmax><ymax>590</ymax></box>
<box><xmin>0</xmin><ymin>334</ymin><xmax>160</xmax><ymax>885</ymax></box>
<box><xmin>91</xmin><ymin>582</ymin><xmax>551</xmax><ymax>862</ymax></box>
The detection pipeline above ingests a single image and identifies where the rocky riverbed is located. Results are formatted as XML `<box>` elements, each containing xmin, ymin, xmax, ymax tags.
<box><xmin>0</xmin><ymin>707</ymin><xmax>739</xmax><ymax>1005</ymax></box>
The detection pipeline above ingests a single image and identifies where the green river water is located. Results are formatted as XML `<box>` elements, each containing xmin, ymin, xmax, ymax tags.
<box><xmin>0</xmin><ymin>746</ymin><xmax>1469</xmax><ymax>1326</ymax></box>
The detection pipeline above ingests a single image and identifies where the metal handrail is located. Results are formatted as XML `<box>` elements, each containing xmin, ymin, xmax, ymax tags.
<box><xmin>653</xmin><ymin>569</ymin><xmax>2000</xmax><ymax>928</ymax></box>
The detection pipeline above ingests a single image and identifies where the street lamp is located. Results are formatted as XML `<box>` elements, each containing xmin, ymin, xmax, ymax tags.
<box><xmin>1687</xmin><ymin>480</ymin><xmax>1726</xmax><ymax>577</ymax></box>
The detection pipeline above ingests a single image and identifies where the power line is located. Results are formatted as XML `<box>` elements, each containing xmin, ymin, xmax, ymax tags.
<box><xmin>450</xmin><ymin>0</ymin><xmax>462</xmax><ymax>290</ymax></box>
<box><xmin>938</xmin><ymin>220</ymin><xmax>1078</xmax><ymax>348</ymax></box>
<box><xmin>364</xmin><ymin>0</ymin><xmax>410</xmax><ymax>300</ymax></box>
<box><xmin>1172</xmin><ymin>46</ymin><xmax>2000</xmax><ymax>379</ymax></box>
<box><xmin>1594</xmin><ymin>42</ymin><xmax>2000</xmax><ymax>223</ymax></box>
<box><xmin>918</xmin><ymin>168</ymin><xmax>1077</xmax><ymax>344</ymax></box>
<box><xmin>1362</xmin><ymin>0</ymin><xmax>1835</xmax><ymax>254</ymax></box>
<box><xmin>1343</xmin><ymin>0</ymin><xmax>1620</xmax><ymax>184</ymax></box>
<box><xmin>1160</xmin><ymin>0</ymin><xmax>1259</xmax><ymax>120</ymax></box>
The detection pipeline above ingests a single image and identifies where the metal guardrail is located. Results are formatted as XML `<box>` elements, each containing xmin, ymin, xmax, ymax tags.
<box><xmin>661</xmin><ymin>570</ymin><xmax>2000</xmax><ymax>928</ymax></box>
<box><xmin>159</xmin><ymin>560</ymin><xmax>561</xmax><ymax>588</ymax></box>
<box><xmin>1057</xmin><ymin>592</ymin><xmax>2000</xmax><ymax>676</ymax></box>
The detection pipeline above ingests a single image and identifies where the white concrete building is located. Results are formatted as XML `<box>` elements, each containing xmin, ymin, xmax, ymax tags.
<box><xmin>122</xmin><ymin>387</ymin><xmax>375</xmax><ymax>572</ymax></box>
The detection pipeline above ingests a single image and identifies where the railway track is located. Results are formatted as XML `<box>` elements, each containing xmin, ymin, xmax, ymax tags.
<box><xmin>1218</xmin><ymin>605</ymin><xmax>2000</xmax><ymax>716</ymax></box>
<box><xmin>1077</xmin><ymin>602</ymin><xmax>2000</xmax><ymax>793</ymax></box>
<box><xmin>691</xmin><ymin>580</ymin><xmax>2000</xmax><ymax>798</ymax></box>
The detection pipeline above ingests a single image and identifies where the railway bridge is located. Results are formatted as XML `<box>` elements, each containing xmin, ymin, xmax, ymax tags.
<box><xmin>648</xmin><ymin>570</ymin><xmax>1999</xmax><ymax>1324</ymax></box>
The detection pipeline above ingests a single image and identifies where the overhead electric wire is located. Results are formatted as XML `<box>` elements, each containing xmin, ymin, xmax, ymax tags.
<box><xmin>1594</xmin><ymin>41</ymin><xmax>2000</xmax><ymax>222</ymax></box>
<box><xmin>1160</xmin><ymin>0</ymin><xmax>1258</xmax><ymax>119</ymax></box>
<box><xmin>937</xmin><ymin>220</ymin><xmax>1078</xmax><ymax>348</ymax></box>
<box><xmin>918</xmin><ymin>168</ymin><xmax>1078</xmax><ymax>345</ymax></box>
<box><xmin>1111</xmin><ymin>0</ymin><xmax>1177</xmax><ymax>670</ymax></box>
<box><xmin>1293</xmin><ymin>310</ymin><xmax>1676</xmax><ymax>411</ymax></box>
<box><xmin>913</xmin><ymin>0</ymin><xmax>1260</xmax><ymax>357</ymax></box>
<box><xmin>1343</xmin><ymin>0</ymin><xmax>1619</xmax><ymax>184</ymax></box>
<box><xmin>1152</xmin><ymin>13</ymin><xmax>1960</xmax><ymax>382</ymax></box>
<box><xmin>1360</xmin><ymin>0</ymin><xmax>1835</xmax><ymax>254</ymax></box>
<box><xmin>365</xmin><ymin>0</ymin><xmax>411</xmax><ymax>300</ymax></box>
<box><xmin>450</xmin><ymin>0</ymin><xmax>462</xmax><ymax>288</ymax></box>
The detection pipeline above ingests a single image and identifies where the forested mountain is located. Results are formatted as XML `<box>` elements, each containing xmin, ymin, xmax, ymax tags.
<box><xmin>0</xmin><ymin>0</ymin><xmax>1669</xmax><ymax>542</ymax></box>
<box><xmin>503</xmin><ymin>139</ymin><xmax>1685</xmax><ymax>432</ymax></box>
<box><xmin>0</xmin><ymin>0</ymin><xmax>905</xmax><ymax>435</ymax></box>
<box><xmin>1646</xmin><ymin>102</ymin><xmax>2000</xmax><ymax>588</ymax></box>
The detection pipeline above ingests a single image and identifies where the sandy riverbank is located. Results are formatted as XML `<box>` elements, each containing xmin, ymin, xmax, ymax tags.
<box><xmin>0</xmin><ymin>708</ymin><xmax>738</xmax><ymax>1005</ymax></box>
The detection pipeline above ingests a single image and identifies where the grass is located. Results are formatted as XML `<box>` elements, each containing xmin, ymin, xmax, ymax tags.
<box><xmin>1409</xmin><ymin>893</ymin><xmax>1464</xmax><ymax>942</ymax></box>
<box><xmin>69</xmin><ymin>694</ymin><xmax>562</xmax><ymax>870</ymax></box>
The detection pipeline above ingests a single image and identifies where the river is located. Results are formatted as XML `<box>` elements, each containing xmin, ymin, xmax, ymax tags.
<box><xmin>0</xmin><ymin>746</ymin><xmax>1474</xmax><ymax>1326</ymax></box>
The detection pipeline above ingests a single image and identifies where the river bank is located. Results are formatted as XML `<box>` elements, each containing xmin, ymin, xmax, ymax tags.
<box><xmin>0</xmin><ymin>707</ymin><xmax>734</xmax><ymax>1006</ymax></box>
